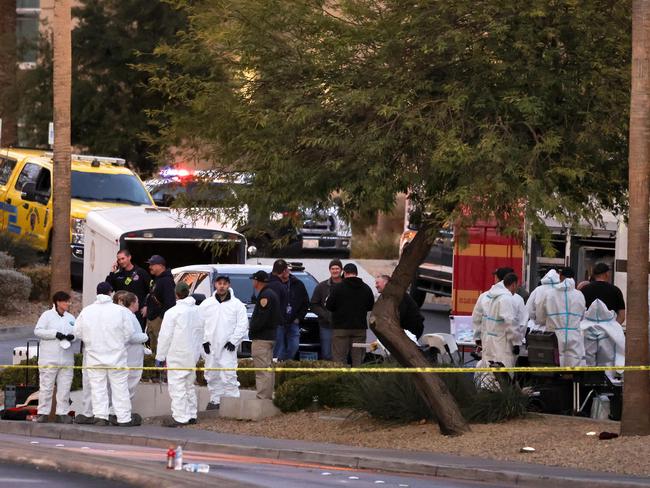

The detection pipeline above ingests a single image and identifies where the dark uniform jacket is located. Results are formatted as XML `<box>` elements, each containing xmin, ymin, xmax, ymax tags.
<box><xmin>285</xmin><ymin>274</ymin><xmax>309</xmax><ymax>324</ymax></box>
<box><xmin>266</xmin><ymin>275</ymin><xmax>289</xmax><ymax>322</ymax></box>
<box><xmin>326</xmin><ymin>277</ymin><xmax>375</xmax><ymax>330</ymax></box>
<box><xmin>249</xmin><ymin>286</ymin><xmax>282</xmax><ymax>340</ymax></box>
<box><xmin>105</xmin><ymin>265</ymin><xmax>151</xmax><ymax>309</ymax></box>
<box><xmin>310</xmin><ymin>278</ymin><xmax>338</xmax><ymax>329</ymax></box>
<box><xmin>146</xmin><ymin>269</ymin><xmax>176</xmax><ymax>320</ymax></box>
<box><xmin>399</xmin><ymin>293</ymin><xmax>425</xmax><ymax>339</ymax></box>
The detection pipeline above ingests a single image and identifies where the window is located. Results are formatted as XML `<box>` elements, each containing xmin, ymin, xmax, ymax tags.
<box><xmin>71</xmin><ymin>172</ymin><xmax>151</xmax><ymax>205</ymax></box>
<box><xmin>194</xmin><ymin>274</ymin><xmax>211</xmax><ymax>297</ymax></box>
<box><xmin>16</xmin><ymin>1</ymin><xmax>40</xmax><ymax>67</ymax></box>
<box><xmin>0</xmin><ymin>157</ymin><xmax>17</xmax><ymax>186</ymax></box>
<box><xmin>14</xmin><ymin>163</ymin><xmax>42</xmax><ymax>191</ymax></box>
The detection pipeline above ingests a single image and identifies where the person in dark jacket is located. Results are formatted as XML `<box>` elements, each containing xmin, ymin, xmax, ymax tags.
<box><xmin>145</xmin><ymin>255</ymin><xmax>176</xmax><ymax>353</ymax></box>
<box><xmin>249</xmin><ymin>270</ymin><xmax>281</xmax><ymax>399</ymax></box>
<box><xmin>269</xmin><ymin>259</ymin><xmax>309</xmax><ymax>360</ymax></box>
<box><xmin>105</xmin><ymin>249</ymin><xmax>151</xmax><ymax>330</ymax></box>
<box><xmin>310</xmin><ymin>259</ymin><xmax>343</xmax><ymax>360</ymax></box>
<box><xmin>375</xmin><ymin>275</ymin><xmax>424</xmax><ymax>339</ymax></box>
<box><xmin>326</xmin><ymin>263</ymin><xmax>375</xmax><ymax>366</ymax></box>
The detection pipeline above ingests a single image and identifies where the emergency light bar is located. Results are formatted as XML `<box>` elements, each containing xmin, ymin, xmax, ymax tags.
<box><xmin>159</xmin><ymin>167</ymin><xmax>196</xmax><ymax>178</ymax></box>
<box><xmin>42</xmin><ymin>152</ymin><xmax>126</xmax><ymax>166</ymax></box>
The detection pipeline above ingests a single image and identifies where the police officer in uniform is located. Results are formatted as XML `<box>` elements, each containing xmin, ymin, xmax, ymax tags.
<box><xmin>249</xmin><ymin>270</ymin><xmax>281</xmax><ymax>399</ymax></box>
<box><xmin>105</xmin><ymin>249</ymin><xmax>151</xmax><ymax>330</ymax></box>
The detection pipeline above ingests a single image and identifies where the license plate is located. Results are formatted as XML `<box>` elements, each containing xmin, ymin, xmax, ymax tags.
<box><xmin>302</xmin><ymin>239</ymin><xmax>319</xmax><ymax>249</ymax></box>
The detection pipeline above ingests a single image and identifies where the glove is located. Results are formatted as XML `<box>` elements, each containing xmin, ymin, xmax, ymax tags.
<box><xmin>513</xmin><ymin>345</ymin><xmax>520</xmax><ymax>355</ymax></box>
<box><xmin>203</xmin><ymin>342</ymin><xmax>211</xmax><ymax>354</ymax></box>
<box><xmin>224</xmin><ymin>341</ymin><xmax>236</xmax><ymax>352</ymax></box>
<box><xmin>155</xmin><ymin>359</ymin><xmax>165</xmax><ymax>368</ymax></box>
<box><xmin>65</xmin><ymin>334</ymin><xmax>75</xmax><ymax>341</ymax></box>
<box><xmin>55</xmin><ymin>332</ymin><xmax>66</xmax><ymax>340</ymax></box>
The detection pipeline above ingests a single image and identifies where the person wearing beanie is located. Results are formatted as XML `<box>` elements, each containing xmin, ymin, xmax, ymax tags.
<box><xmin>580</xmin><ymin>262</ymin><xmax>625</xmax><ymax>324</ymax></box>
<box><xmin>326</xmin><ymin>263</ymin><xmax>375</xmax><ymax>366</ymax></box>
<box><xmin>310</xmin><ymin>259</ymin><xmax>344</xmax><ymax>360</ymax></box>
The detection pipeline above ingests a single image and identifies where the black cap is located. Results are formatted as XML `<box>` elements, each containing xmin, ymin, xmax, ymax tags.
<box><xmin>214</xmin><ymin>275</ymin><xmax>231</xmax><ymax>282</ymax></box>
<box><xmin>96</xmin><ymin>281</ymin><xmax>113</xmax><ymax>295</ymax></box>
<box><xmin>559</xmin><ymin>266</ymin><xmax>575</xmax><ymax>279</ymax></box>
<box><xmin>343</xmin><ymin>263</ymin><xmax>358</xmax><ymax>275</ymax></box>
<box><xmin>250</xmin><ymin>270</ymin><xmax>269</xmax><ymax>282</ymax></box>
<box><xmin>146</xmin><ymin>254</ymin><xmax>166</xmax><ymax>266</ymax></box>
<box><xmin>493</xmin><ymin>267</ymin><xmax>514</xmax><ymax>281</ymax></box>
<box><xmin>329</xmin><ymin>259</ymin><xmax>343</xmax><ymax>269</ymax></box>
<box><xmin>593</xmin><ymin>262</ymin><xmax>610</xmax><ymax>276</ymax></box>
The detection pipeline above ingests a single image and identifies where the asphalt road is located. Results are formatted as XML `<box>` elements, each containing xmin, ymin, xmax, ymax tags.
<box><xmin>0</xmin><ymin>433</ymin><xmax>514</xmax><ymax>488</ymax></box>
<box><xmin>0</xmin><ymin>461</ymin><xmax>131</xmax><ymax>487</ymax></box>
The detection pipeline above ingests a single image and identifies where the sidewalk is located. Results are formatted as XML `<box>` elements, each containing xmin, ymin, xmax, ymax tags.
<box><xmin>0</xmin><ymin>420</ymin><xmax>648</xmax><ymax>488</ymax></box>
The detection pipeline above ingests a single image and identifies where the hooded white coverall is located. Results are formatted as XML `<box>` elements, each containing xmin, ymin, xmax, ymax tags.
<box><xmin>580</xmin><ymin>299</ymin><xmax>625</xmax><ymax>380</ymax></box>
<box><xmin>34</xmin><ymin>307</ymin><xmax>77</xmax><ymax>416</ymax></box>
<box><xmin>527</xmin><ymin>269</ymin><xmax>560</xmax><ymax>329</ymax></box>
<box><xmin>75</xmin><ymin>295</ymin><xmax>134</xmax><ymax>423</ymax></box>
<box><xmin>471</xmin><ymin>289</ymin><xmax>492</xmax><ymax>343</ymax></box>
<box><xmin>156</xmin><ymin>296</ymin><xmax>202</xmax><ymax>423</ymax></box>
<box><xmin>482</xmin><ymin>282</ymin><xmax>521</xmax><ymax>368</ymax></box>
<box><xmin>511</xmin><ymin>293</ymin><xmax>529</xmax><ymax>345</ymax></box>
<box><xmin>126</xmin><ymin>310</ymin><xmax>149</xmax><ymax>399</ymax></box>
<box><xmin>199</xmin><ymin>289</ymin><xmax>249</xmax><ymax>405</ymax></box>
<box><xmin>536</xmin><ymin>278</ymin><xmax>586</xmax><ymax>366</ymax></box>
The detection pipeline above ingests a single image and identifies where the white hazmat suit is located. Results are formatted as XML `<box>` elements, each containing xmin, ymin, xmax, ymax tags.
<box><xmin>526</xmin><ymin>269</ymin><xmax>560</xmax><ymax>329</ymax></box>
<box><xmin>75</xmin><ymin>295</ymin><xmax>134</xmax><ymax>423</ymax></box>
<box><xmin>200</xmin><ymin>290</ymin><xmax>249</xmax><ymax>405</ymax></box>
<box><xmin>511</xmin><ymin>293</ymin><xmax>529</xmax><ymax>345</ymax></box>
<box><xmin>580</xmin><ymin>299</ymin><xmax>625</xmax><ymax>380</ymax></box>
<box><xmin>126</xmin><ymin>310</ymin><xmax>149</xmax><ymax>399</ymax></box>
<box><xmin>482</xmin><ymin>282</ymin><xmax>521</xmax><ymax>368</ymax></box>
<box><xmin>156</xmin><ymin>296</ymin><xmax>203</xmax><ymax>423</ymax></box>
<box><xmin>536</xmin><ymin>278</ymin><xmax>586</xmax><ymax>366</ymax></box>
<box><xmin>34</xmin><ymin>307</ymin><xmax>77</xmax><ymax>416</ymax></box>
<box><xmin>471</xmin><ymin>289</ymin><xmax>492</xmax><ymax>343</ymax></box>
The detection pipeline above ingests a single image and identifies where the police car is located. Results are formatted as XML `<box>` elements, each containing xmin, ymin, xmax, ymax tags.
<box><xmin>172</xmin><ymin>263</ymin><xmax>320</xmax><ymax>359</ymax></box>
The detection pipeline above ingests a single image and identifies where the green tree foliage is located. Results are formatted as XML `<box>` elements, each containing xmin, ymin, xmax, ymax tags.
<box><xmin>19</xmin><ymin>0</ymin><xmax>187</xmax><ymax>173</ymax></box>
<box><xmin>148</xmin><ymin>0</ymin><xmax>630</xmax><ymax>229</ymax></box>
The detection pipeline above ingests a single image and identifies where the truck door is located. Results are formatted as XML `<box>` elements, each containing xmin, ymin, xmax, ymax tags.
<box><xmin>6</xmin><ymin>162</ymin><xmax>51</xmax><ymax>250</ymax></box>
<box><xmin>0</xmin><ymin>155</ymin><xmax>18</xmax><ymax>232</ymax></box>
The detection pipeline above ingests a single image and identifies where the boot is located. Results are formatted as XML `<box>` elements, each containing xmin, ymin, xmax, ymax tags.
<box><xmin>74</xmin><ymin>414</ymin><xmax>95</xmax><ymax>425</ymax></box>
<box><xmin>56</xmin><ymin>415</ymin><xmax>73</xmax><ymax>424</ymax></box>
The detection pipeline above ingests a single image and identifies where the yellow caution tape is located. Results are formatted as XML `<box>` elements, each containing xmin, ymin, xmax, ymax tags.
<box><xmin>0</xmin><ymin>364</ymin><xmax>641</xmax><ymax>373</ymax></box>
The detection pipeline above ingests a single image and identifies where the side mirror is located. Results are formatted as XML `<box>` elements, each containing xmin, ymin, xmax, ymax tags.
<box><xmin>21</xmin><ymin>182</ymin><xmax>37</xmax><ymax>202</ymax></box>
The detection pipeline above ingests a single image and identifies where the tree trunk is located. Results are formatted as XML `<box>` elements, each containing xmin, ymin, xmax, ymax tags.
<box><xmin>622</xmin><ymin>0</ymin><xmax>650</xmax><ymax>437</ymax></box>
<box><xmin>50</xmin><ymin>0</ymin><xmax>72</xmax><ymax>295</ymax></box>
<box><xmin>0</xmin><ymin>0</ymin><xmax>18</xmax><ymax>146</ymax></box>
<box><xmin>370</xmin><ymin>220</ymin><xmax>469</xmax><ymax>435</ymax></box>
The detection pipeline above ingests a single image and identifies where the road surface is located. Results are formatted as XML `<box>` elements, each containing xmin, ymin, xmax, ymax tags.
<box><xmin>0</xmin><ymin>432</ymin><xmax>515</xmax><ymax>488</ymax></box>
<box><xmin>0</xmin><ymin>461</ymin><xmax>131</xmax><ymax>487</ymax></box>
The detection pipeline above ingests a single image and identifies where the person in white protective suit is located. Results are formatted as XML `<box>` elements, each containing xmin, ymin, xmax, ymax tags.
<box><xmin>536</xmin><ymin>277</ymin><xmax>586</xmax><ymax>366</ymax></box>
<box><xmin>156</xmin><ymin>282</ymin><xmax>203</xmax><ymax>427</ymax></box>
<box><xmin>526</xmin><ymin>269</ymin><xmax>560</xmax><ymax>329</ymax></box>
<box><xmin>472</xmin><ymin>267</ymin><xmax>514</xmax><ymax>350</ymax></box>
<box><xmin>200</xmin><ymin>275</ymin><xmax>249</xmax><ymax>410</ymax></box>
<box><xmin>74</xmin><ymin>281</ymin><xmax>140</xmax><ymax>426</ymax></box>
<box><xmin>580</xmin><ymin>299</ymin><xmax>625</xmax><ymax>380</ymax></box>
<box><xmin>34</xmin><ymin>291</ymin><xmax>77</xmax><ymax>423</ymax></box>
<box><xmin>113</xmin><ymin>291</ymin><xmax>150</xmax><ymax>399</ymax></box>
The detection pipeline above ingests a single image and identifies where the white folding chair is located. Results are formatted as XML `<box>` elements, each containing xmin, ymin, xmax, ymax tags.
<box><xmin>432</xmin><ymin>333</ymin><xmax>461</xmax><ymax>366</ymax></box>
<box><xmin>421</xmin><ymin>334</ymin><xmax>449</xmax><ymax>364</ymax></box>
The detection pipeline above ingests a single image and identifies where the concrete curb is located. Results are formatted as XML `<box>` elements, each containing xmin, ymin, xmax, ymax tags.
<box><xmin>0</xmin><ymin>437</ymin><xmax>252</xmax><ymax>488</ymax></box>
<box><xmin>1</xmin><ymin>421</ymin><xmax>649</xmax><ymax>488</ymax></box>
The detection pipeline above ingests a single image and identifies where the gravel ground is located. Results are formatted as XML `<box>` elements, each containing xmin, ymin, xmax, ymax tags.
<box><xmin>191</xmin><ymin>408</ymin><xmax>650</xmax><ymax>477</ymax></box>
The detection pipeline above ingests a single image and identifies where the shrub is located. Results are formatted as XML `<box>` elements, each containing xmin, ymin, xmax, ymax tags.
<box><xmin>0</xmin><ymin>251</ymin><xmax>15</xmax><ymax>269</ymax></box>
<box><xmin>237</xmin><ymin>358</ymin><xmax>255</xmax><ymax>388</ymax></box>
<box><xmin>274</xmin><ymin>359</ymin><xmax>345</xmax><ymax>387</ymax></box>
<box><xmin>20</xmin><ymin>265</ymin><xmax>51</xmax><ymax>301</ymax></box>
<box><xmin>273</xmin><ymin>372</ymin><xmax>346</xmax><ymax>412</ymax></box>
<box><xmin>0</xmin><ymin>269</ymin><xmax>32</xmax><ymax>313</ymax></box>
<box><xmin>350</xmin><ymin>229</ymin><xmax>399</xmax><ymax>259</ymax></box>
<box><xmin>0</xmin><ymin>358</ymin><xmax>39</xmax><ymax>390</ymax></box>
<box><xmin>0</xmin><ymin>234</ymin><xmax>43</xmax><ymax>268</ymax></box>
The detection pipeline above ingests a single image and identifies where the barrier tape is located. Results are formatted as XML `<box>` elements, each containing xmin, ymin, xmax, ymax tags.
<box><xmin>0</xmin><ymin>364</ymin><xmax>640</xmax><ymax>373</ymax></box>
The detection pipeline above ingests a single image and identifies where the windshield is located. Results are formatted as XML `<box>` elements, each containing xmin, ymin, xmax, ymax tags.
<box><xmin>150</xmin><ymin>181</ymin><xmax>235</xmax><ymax>207</ymax></box>
<box><xmin>229</xmin><ymin>272</ymin><xmax>319</xmax><ymax>304</ymax></box>
<box><xmin>71</xmin><ymin>171</ymin><xmax>151</xmax><ymax>205</ymax></box>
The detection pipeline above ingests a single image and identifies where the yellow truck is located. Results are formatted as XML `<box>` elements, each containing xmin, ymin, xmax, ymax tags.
<box><xmin>0</xmin><ymin>148</ymin><xmax>154</xmax><ymax>278</ymax></box>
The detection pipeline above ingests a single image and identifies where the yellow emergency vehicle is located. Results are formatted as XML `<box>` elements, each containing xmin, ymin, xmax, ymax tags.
<box><xmin>0</xmin><ymin>148</ymin><xmax>154</xmax><ymax>278</ymax></box>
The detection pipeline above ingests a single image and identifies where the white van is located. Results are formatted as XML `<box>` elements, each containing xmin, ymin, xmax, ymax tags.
<box><xmin>82</xmin><ymin>206</ymin><xmax>247</xmax><ymax>306</ymax></box>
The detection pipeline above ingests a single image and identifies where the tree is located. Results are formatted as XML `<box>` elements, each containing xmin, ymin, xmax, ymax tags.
<box><xmin>147</xmin><ymin>0</ymin><xmax>630</xmax><ymax>434</ymax></box>
<box><xmin>51</xmin><ymin>0</ymin><xmax>72</xmax><ymax>294</ymax></box>
<box><xmin>17</xmin><ymin>0</ymin><xmax>187</xmax><ymax>173</ymax></box>
<box><xmin>622</xmin><ymin>0</ymin><xmax>650</xmax><ymax>436</ymax></box>
<box><xmin>0</xmin><ymin>0</ymin><xmax>18</xmax><ymax>146</ymax></box>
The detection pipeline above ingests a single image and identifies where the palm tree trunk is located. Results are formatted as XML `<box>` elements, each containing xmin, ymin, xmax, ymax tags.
<box><xmin>0</xmin><ymin>0</ymin><xmax>18</xmax><ymax>146</ymax></box>
<box><xmin>622</xmin><ymin>0</ymin><xmax>650</xmax><ymax>437</ymax></box>
<box><xmin>50</xmin><ymin>0</ymin><xmax>72</xmax><ymax>294</ymax></box>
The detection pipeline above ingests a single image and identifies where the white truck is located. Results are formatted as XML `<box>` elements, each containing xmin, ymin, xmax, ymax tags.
<box><xmin>82</xmin><ymin>206</ymin><xmax>247</xmax><ymax>306</ymax></box>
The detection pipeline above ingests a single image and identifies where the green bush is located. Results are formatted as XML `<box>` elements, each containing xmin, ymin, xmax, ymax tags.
<box><xmin>273</xmin><ymin>372</ymin><xmax>346</xmax><ymax>412</ymax></box>
<box><xmin>0</xmin><ymin>251</ymin><xmax>15</xmax><ymax>269</ymax></box>
<box><xmin>20</xmin><ymin>265</ymin><xmax>51</xmax><ymax>301</ymax></box>
<box><xmin>0</xmin><ymin>234</ymin><xmax>43</xmax><ymax>268</ymax></box>
<box><xmin>0</xmin><ymin>358</ymin><xmax>39</xmax><ymax>390</ymax></box>
<box><xmin>274</xmin><ymin>359</ymin><xmax>345</xmax><ymax>387</ymax></box>
<box><xmin>237</xmin><ymin>358</ymin><xmax>255</xmax><ymax>388</ymax></box>
<box><xmin>339</xmin><ymin>362</ymin><xmax>529</xmax><ymax>424</ymax></box>
<box><xmin>0</xmin><ymin>269</ymin><xmax>32</xmax><ymax>313</ymax></box>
